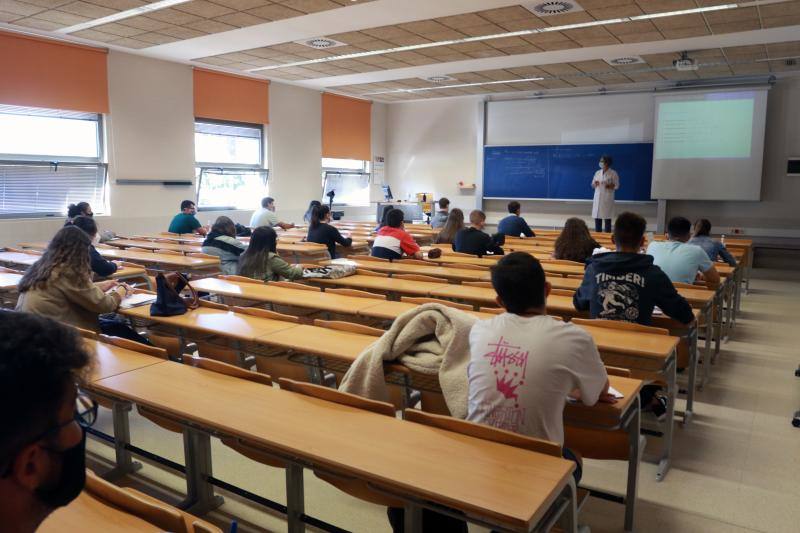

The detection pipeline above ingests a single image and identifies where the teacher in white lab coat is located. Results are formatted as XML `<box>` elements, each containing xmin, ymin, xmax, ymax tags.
<box><xmin>591</xmin><ymin>154</ymin><xmax>619</xmax><ymax>233</ymax></box>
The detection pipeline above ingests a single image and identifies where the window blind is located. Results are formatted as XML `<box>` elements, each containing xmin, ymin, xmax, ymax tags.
<box><xmin>0</xmin><ymin>162</ymin><xmax>106</xmax><ymax>217</ymax></box>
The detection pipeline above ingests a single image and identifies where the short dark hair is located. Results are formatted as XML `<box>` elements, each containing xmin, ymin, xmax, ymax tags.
<box><xmin>387</xmin><ymin>208</ymin><xmax>404</xmax><ymax>228</ymax></box>
<box><xmin>261</xmin><ymin>197</ymin><xmax>275</xmax><ymax>208</ymax></box>
<box><xmin>0</xmin><ymin>312</ymin><xmax>90</xmax><ymax>472</ymax></box>
<box><xmin>507</xmin><ymin>201</ymin><xmax>521</xmax><ymax>214</ymax></box>
<box><xmin>667</xmin><ymin>216</ymin><xmax>692</xmax><ymax>239</ymax></box>
<box><xmin>491</xmin><ymin>252</ymin><xmax>546</xmax><ymax>313</ymax></box>
<box><xmin>469</xmin><ymin>210</ymin><xmax>486</xmax><ymax>225</ymax></box>
<box><xmin>438</xmin><ymin>197</ymin><xmax>450</xmax><ymax>209</ymax></box>
<box><xmin>180</xmin><ymin>200</ymin><xmax>195</xmax><ymax>211</ymax></box>
<box><xmin>600</xmin><ymin>155</ymin><xmax>613</xmax><ymax>166</ymax></box>
<box><xmin>70</xmin><ymin>215</ymin><xmax>98</xmax><ymax>237</ymax></box>
<box><xmin>613</xmin><ymin>212</ymin><xmax>647</xmax><ymax>249</ymax></box>
<box><xmin>694</xmin><ymin>218</ymin><xmax>712</xmax><ymax>237</ymax></box>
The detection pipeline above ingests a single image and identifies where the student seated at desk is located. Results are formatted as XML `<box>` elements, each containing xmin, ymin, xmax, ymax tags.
<box><xmin>497</xmin><ymin>201</ymin><xmax>535</xmax><ymax>237</ymax></box>
<box><xmin>689</xmin><ymin>218</ymin><xmax>737</xmax><ymax>267</ymax></box>
<box><xmin>64</xmin><ymin>201</ymin><xmax>92</xmax><ymax>226</ymax></box>
<box><xmin>68</xmin><ymin>215</ymin><xmax>118</xmax><ymax>278</ymax></box>
<box><xmin>371</xmin><ymin>209</ymin><xmax>423</xmax><ymax>260</ymax></box>
<box><xmin>647</xmin><ymin>216</ymin><xmax>721</xmax><ymax>290</ymax></box>
<box><xmin>430</xmin><ymin>197</ymin><xmax>450</xmax><ymax>229</ymax></box>
<box><xmin>303</xmin><ymin>200</ymin><xmax>321</xmax><ymax>224</ymax></box>
<box><xmin>239</xmin><ymin>227</ymin><xmax>303</xmax><ymax>282</ymax></box>
<box><xmin>0</xmin><ymin>311</ymin><xmax>93</xmax><ymax>533</ymax></box>
<box><xmin>202</xmin><ymin>216</ymin><xmax>247</xmax><ymax>275</ymax></box>
<box><xmin>374</xmin><ymin>204</ymin><xmax>393</xmax><ymax>232</ymax></box>
<box><xmin>306</xmin><ymin>205</ymin><xmax>352</xmax><ymax>259</ymax></box>
<box><xmin>453</xmin><ymin>210</ymin><xmax>504</xmax><ymax>256</ymax></box>
<box><xmin>250</xmin><ymin>197</ymin><xmax>295</xmax><ymax>231</ymax></box>
<box><xmin>168</xmin><ymin>200</ymin><xmax>207</xmax><ymax>236</ymax></box>
<box><xmin>468</xmin><ymin>252</ymin><xmax>615</xmax><ymax>483</ymax></box>
<box><xmin>553</xmin><ymin>217</ymin><xmax>601</xmax><ymax>263</ymax></box>
<box><xmin>433</xmin><ymin>208</ymin><xmax>464</xmax><ymax>245</ymax></box>
<box><xmin>15</xmin><ymin>226</ymin><xmax>145</xmax><ymax>343</ymax></box>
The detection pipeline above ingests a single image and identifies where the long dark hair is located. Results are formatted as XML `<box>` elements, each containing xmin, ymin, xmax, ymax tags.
<box><xmin>554</xmin><ymin>218</ymin><xmax>599</xmax><ymax>262</ymax></box>
<box><xmin>309</xmin><ymin>205</ymin><xmax>330</xmax><ymax>230</ymax></box>
<box><xmin>211</xmin><ymin>216</ymin><xmax>236</xmax><ymax>237</ymax></box>
<box><xmin>69</xmin><ymin>215</ymin><xmax>98</xmax><ymax>238</ymax></box>
<box><xmin>435</xmin><ymin>208</ymin><xmax>464</xmax><ymax>244</ymax></box>
<box><xmin>239</xmin><ymin>226</ymin><xmax>278</xmax><ymax>278</ymax></box>
<box><xmin>378</xmin><ymin>205</ymin><xmax>393</xmax><ymax>228</ymax></box>
<box><xmin>304</xmin><ymin>200</ymin><xmax>322</xmax><ymax>223</ymax></box>
<box><xmin>19</xmin><ymin>226</ymin><xmax>92</xmax><ymax>292</ymax></box>
<box><xmin>66</xmin><ymin>202</ymin><xmax>91</xmax><ymax>219</ymax></box>
<box><xmin>693</xmin><ymin>218</ymin><xmax>712</xmax><ymax>237</ymax></box>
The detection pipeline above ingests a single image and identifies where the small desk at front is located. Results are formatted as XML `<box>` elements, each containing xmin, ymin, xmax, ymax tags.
<box><xmin>113</xmin><ymin>307</ymin><xmax>644</xmax><ymax>531</ymax></box>
<box><xmin>85</xmin><ymin>341</ymin><xmax>580</xmax><ymax>533</ymax></box>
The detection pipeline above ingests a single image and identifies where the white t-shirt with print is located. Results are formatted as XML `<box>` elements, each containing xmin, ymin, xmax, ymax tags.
<box><xmin>467</xmin><ymin>313</ymin><xmax>607</xmax><ymax>445</ymax></box>
<box><xmin>250</xmin><ymin>208</ymin><xmax>279</xmax><ymax>229</ymax></box>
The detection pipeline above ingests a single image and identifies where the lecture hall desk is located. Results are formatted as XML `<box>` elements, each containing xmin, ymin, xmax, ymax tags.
<box><xmin>2</xmin><ymin>249</ymin><xmax>151</xmax><ymax>288</ymax></box>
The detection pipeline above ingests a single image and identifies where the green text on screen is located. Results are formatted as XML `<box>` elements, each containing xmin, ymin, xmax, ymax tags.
<box><xmin>655</xmin><ymin>98</ymin><xmax>754</xmax><ymax>159</ymax></box>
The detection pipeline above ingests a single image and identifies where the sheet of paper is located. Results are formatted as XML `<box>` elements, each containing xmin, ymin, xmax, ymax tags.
<box><xmin>119</xmin><ymin>293</ymin><xmax>157</xmax><ymax>309</ymax></box>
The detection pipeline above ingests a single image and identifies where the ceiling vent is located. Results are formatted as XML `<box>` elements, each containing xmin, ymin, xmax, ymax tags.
<box><xmin>523</xmin><ymin>1</ymin><xmax>584</xmax><ymax>17</ymax></box>
<box><xmin>421</xmin><ymin>75</ymin><xmax>457</xmax><ymax>83</ymax></box>
<box><xmin>295</xmin><ymin>37</ymin><xmax>348</xmax><ymax>49</ymax></box>
<box><xmin>605</xmin><ymin>56</ymin><xmax>646</xmax><ymax>66</ymax></box>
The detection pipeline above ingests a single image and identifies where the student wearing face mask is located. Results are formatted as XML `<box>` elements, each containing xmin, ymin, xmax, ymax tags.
<box><xmin>0</xmin><ymin>311</ymin><xmax>95</xmax><ymax>533</ymax></box>
<box><xmin>591</xmin><ymin>155</ymin><xmax>619</xmax><ymax>233</ymax></box>
<box><xmin>69</xmin><ymin>215</ymin><xmax>119</xmax><ymax>278</ymax></box>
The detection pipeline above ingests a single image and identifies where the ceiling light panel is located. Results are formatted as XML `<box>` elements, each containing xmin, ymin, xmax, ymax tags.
<box><xmin>57</xmin><ymin>0</ymin><xmax>194</xmax><ymax>34</ymax></box>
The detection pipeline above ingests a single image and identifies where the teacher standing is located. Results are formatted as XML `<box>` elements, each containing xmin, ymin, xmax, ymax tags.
<box><xmin>591</xmin><ymin>154</ymin><xmax>619</xmax><ymax>233</ymax></box>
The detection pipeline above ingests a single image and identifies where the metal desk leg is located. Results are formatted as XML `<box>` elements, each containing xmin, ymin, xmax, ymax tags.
<box><xmin>286</xmin><ymin>464</ymin><xmax>306</xmax><ymax>533</ymax></box>
<box><xmin>657</xmin><ymin>357</ymin><xmax>676</xmax><ymax>482</ymax></box>
<box><xmin>713</xmin><ymin>291</ymin><xmax>723</xmax><ymax>361</ymax></box>
<box><xmin>723</xmin><ymin>279</ymin><xmax>734</xmax><ymax>341</ymax></box>
<box><xmin>700</xmin><ymin>303</ymin><xmax>713</xmax><ymax>389</ymax></box>
<box><xmin>181</xmin><ymin>428</ymin><xmax>223</xmax><ymax>515</ymax></box>
<box><xmin>624</xmin><ymin>396</ymin><xmax>642</xmax><ymax>532</ymax></box>
<box><xmin>101</xmin><ymin>401</ymin><xmax>142</xmax><ymax>480</ymax></box>
<box><xmin>556</xmin><ymin>478</ymin><xmax>578</xmax><ymax>533</ymax></box>
<box><xmin>735</xmin><ymin>265</ymin><xmax>744</xmax><ymax>317</ymax></box>
<box><xmin>684</xmin><ymin>330</ymin><xmax>697</xmax><ymax>422</ymax></box>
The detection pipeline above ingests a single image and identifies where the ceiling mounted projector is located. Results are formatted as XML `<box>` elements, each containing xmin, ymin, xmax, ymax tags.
<box><xmin>674</xmin><ymin>51</ymin><xmax>699</xmax><ymax>71</ymax></box>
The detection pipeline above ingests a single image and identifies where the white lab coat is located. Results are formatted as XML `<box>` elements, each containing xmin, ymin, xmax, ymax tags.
<box><xmin>591</xmin><ymin>168</ymin><xmax>619</xmax><ymax>219</ymax></box>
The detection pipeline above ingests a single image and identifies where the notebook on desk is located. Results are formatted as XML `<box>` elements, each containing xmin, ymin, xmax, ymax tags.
<box><xmin>119</xmin><ymin>293</ymin><xmax>157</xmax><ymax>309</ymax></box>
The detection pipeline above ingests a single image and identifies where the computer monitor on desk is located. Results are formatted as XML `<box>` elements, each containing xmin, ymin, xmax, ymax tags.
<box><xmin>382</xmin><ymin>185</ymin><xmax>393</xmax><ymax>201</ymax></box>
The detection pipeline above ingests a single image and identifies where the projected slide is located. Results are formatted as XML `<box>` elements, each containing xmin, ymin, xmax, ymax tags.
<box><xmin>655</xmin><ymin>98</ymin><xmax>754</xmax><ymax>159</ymax></box>
<box><xmin>650</xmin><ymin>88</ymin><xmax>768</xmax><ymax>201</ymax></box>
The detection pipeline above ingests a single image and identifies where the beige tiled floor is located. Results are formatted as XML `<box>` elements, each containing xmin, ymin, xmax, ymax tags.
<box><xmin>86</xmin><ymin>269</ymin><xmax>800</xmax><ymax>533</ymax></box>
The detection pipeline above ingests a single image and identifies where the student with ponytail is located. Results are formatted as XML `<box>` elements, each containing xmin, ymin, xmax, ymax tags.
<box><xmin>306</xmin><ymin>205</ymin><xmax>352</xmax><ymax>259</ymax></box>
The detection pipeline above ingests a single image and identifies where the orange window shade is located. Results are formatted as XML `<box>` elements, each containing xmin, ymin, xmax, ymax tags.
<box><xmin>194</xmin><ymin>69</ymin><xmax>269</xmax><ymax>124</ymax></box>
<box><xmin>0</xmin><ymin>31</ymin><xmax>108</xmax><ymax>113</ymax></box>
<box><xmin>322</xmin><ymin>93</ymin><xmax>372</xmax><ymax>161</ymax></box>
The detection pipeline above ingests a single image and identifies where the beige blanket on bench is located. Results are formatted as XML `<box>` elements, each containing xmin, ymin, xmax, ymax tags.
<box><xmin>339</xmin><ymin>303</ymin><xmax>477</xmax><ymax>418</ymax></box>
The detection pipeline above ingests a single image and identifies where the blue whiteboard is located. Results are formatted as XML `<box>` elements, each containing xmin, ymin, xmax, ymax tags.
<box><xmin>483</xmin><ymin>143</ymin><xmax>653</xmax><ymax>201</ymax></box>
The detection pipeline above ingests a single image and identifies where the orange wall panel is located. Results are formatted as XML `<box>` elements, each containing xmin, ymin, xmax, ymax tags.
<box><xmin>193</xmin><ymin>68</ymin><xmax>269</xmax><ymax>124</ymax></box>
<box><xmin>322</xmin><ymin>92</ymin><xmax>371</xmax><ymax>161</ymax></box>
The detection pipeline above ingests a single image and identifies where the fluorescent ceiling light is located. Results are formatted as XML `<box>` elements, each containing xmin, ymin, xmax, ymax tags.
<box><xmin>57</xmin><ymin>0</ymin><xmax>193</xmax><ymax>34</ymax></box>
<box><xmin>364</xmin><ymin>77</ymin><xmax>545</xmax><ymax>96</ymax></box>
<box><xmin>247</xmin><ymin>4</ymin><xmax>738</xmax><ymax>73</ymax></box>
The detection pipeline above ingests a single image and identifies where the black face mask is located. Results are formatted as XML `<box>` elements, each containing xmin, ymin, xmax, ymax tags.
<box><xmin>36</xmin><ymin>429</ymin><xmax>86</xmax><ymax>508</ymax></box>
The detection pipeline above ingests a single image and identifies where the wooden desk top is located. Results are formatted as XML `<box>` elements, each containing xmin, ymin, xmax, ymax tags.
<box><xmin>257</xmin><ymin>324</ymin><xmax>378</xmax><ymax>359</ymax></box>
<box><xmin>324</xmin><ymin>258</ymin><xmax>492</xmax><ymax>282</ymax></box>
<box><xmin>0</xmin><ymin>272</ymin><xmax>22</xmax><ymax>290</ymax></box>
<box><xmin>676</xmin><ymin>287</ymin><xmax>715</xmax><ymax>307</ymax></box>
<box><xmin>577</xmin><ymin>325</ymin><xmax>679</xmax><ymax>361</ymax></box>
<box><xmin>429</xmin><ymin>284</ymin><xmax>500</xmax><ymax>306</ymax></box>
<box><xmin>0</xmin><ymin>250</ymin><xmax>40</xmax><ymax>266</ymax></box>
<box><xmin>428</xmin><ymin>254</ymin><xmax>500</xmax><ymax>267</ymax></box>
<box><xmin>85</xmin><ymin>339</ymin><xmax>165</xmax><ymax>382</ymax></box>
<box><xmin>564</xmin><ymin>375</ymin><xmax>642</xmax><ymax>428</ymax></box>
<box><xmin>308</xmin><ymin>274</ymin><xmax>450</xmax><ymax>296</ymax></box>
<box><xmin>91</xmin><ymin>362</ymin><xmax>573</xmax><ymax>530</ymax></box>
<box><xmin>39</xmin><ymin>491</ymin><xmax>162</xmax><ymax>532</ymax></box>
<box><xmin>109</xmin><ymin>239</ymin><xmax>201</xmax><ymax>253</ymax></box>
<box><xmin>97</xmin><ymin>248</ymin><xmax>220</xmax><ymax>268</ymax></box>
<box><xmin>355</xmin><ymin>300</ymin><xmax>495</xmax><ymax>321</ymax></box>
<box><xmin>122</xmin><ymin>305</ymin><xmax>299</xmax><ymax>342</ymax></box>
<box><xmin>189</xmin><ymin>278</ymin><xmax>387</xmax><ymax>314</ymax></box>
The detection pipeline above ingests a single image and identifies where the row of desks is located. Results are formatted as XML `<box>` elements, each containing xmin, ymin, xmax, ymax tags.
<box><xmin>85</xmin><ymin>338</ymin><xmax>591</xmax><ymax>533</ymax></box>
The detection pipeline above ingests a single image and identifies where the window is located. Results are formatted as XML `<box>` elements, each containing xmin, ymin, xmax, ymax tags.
<box><xmin>322</xmin><ymin>158</ymin><xmax>370</xmax><ymax>206</ymax></box>
<box><xmin>194</xmin><ymin>119</ymin><xmax>267</xmax><ymax>210</ymax></box>
<box><xmin>0</xmin><ymin>105</ymin><xmax>106</xmax><ymax>218</ymax></box>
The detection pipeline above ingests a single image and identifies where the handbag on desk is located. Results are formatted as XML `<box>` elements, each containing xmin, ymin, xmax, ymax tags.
<box><xmin>150</xmin><ymin>272</ymin><xmax>199</xmax><ymax>316</ymax></box>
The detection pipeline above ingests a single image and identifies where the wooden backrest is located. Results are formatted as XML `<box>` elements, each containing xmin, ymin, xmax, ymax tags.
<box><xmin>187</xmin><ymin>252</ymin><xmax>218</xmax><ymax>260</ymax></box>
<box><xmin>219</xmin><ymin>275</ymin><xmax>263</xmax><ymax>285</ymax></box>
<box><xmin>232</xmin><ymin>306</ymin><xmax>301</xmax><ymax>323</ymax></box>
<box><xmin>121</xmin><ymin>486</ymin><xmax>223</xmax><ymax>533</ymax></box>
<box><xmin>325</xmin><ymin>288</ymin><xmax>386</xmax><ymax>300</ymax></box>
<box><xmin>74</xmin><ymin>326</ymin><xmax>98</xmax><ymax>339</ymax></box>
<box><xmin>571</xmin><ymin>318</ymin><xmax>669</xmax><ymax>336</ymax></box>
<box><xmin>85</xmin><ymin>470</ymin><xmax>187</xmax><ymax>533</ymax></box>
<box><xmin>540</xmin><ymin>259</ymin><xmax>585</xmax><ymax>267</ymax></box>
<box><xmin>605</xmin><ymin>366</ymin><xmax>631</xmax><ymax>377</ymax></box>
<box><xmin>394</xmin><ymin>274</ymin><xmax>448</xmax><ymax>283</ymax></box>
<box><xmin>5</xmin><ymin>247</ymin><xmax>38</xmax><ymax>254</ymax></box>
<box><xmin>116</xmin><ymin>261</ymin><xmax>143</xmax><ymax>270</ymax></box>
<box><xmin>403</xmin><ymin>409</ymin><xmax>561</xmax><ymax>457</ymax></box>
<box><xmin>98</xmin><ymin>335</ymin><xmax>169</xmax><ymax>359</ymax></box>
<box><xmin>566</xmin><ymin>274</ymin><xmax>585</xmax><ymax>279</ymax></box>
<box><xmin>278</xmin><ymin>378</ymin><xmax>395</xmax><ymax>416</ymax></box>
<box><xmin>479</xmin><ymin>307</ymin><xmax>504</xmax><ymax>315</ymax></box>
<box><xmin>197</xmin><ymin>299</ymin><xmax>229</xmax><ymax>311</ymax></box>
<box><xmin>549</xmin><ymin>288</ymin><xmax>575</xmax><ymax>296</ymax></box>
<box><xmin>355</xmin><ymin>268</ymin><xmax>388</xmax><ymax>277</ymax></box>
<box><xmin>462</xmin><ymin>281</ymin><xmax>491</xmax><ymax>288</ymax></box>
<box><xmin>672</xmin><ymin>281</ymin><xmax>707</xmax><ymax>290</ymax></box>
<box><xmin>269</xmin><ymin>281</ymin><xmax>320</xmax><ymax>291</ymax></box>
<box><xmin>155</xmin><ymin>249</ymin><xmax>183</xmax><ymax>255</ymax></box>
<box><xmin>187</xmin><ymin>356</ymin><xmax>273</xmax><ymax>386</ymax></box>
<box><xmin>348</xmin><ymin>255</ymin><xmax>388</xmax><ymax>262</ymax></box>
<box><xmin>446</xmin><ymin>251</ymin><xmax>478</xmax><ymax>258</ymax></box>
<box><xmin>160</xmin><ymin>232</ymin><xmax>180</xmax><ymax>236</ymax></box>
<box><xmin>395</xmin><ymin>259</ymin><xmax>430</xmax><ymax>266</ymax></box>
<box><xmin>0</xmin><ymin>266</ymin><xmax>22</xmax><ymax>273</ymax></box>
<box><xmin>312</xmin><ymin>319</ymin><xmax>384</xmax><ymax>337</ymax></box>
<box><xmin>447</xmin><ymin>262</ymin><xmax>485</xmax><ymax>271</ymax></box>
<box><xmin>400</xmin><ymin>297</ymin><xmax>473</xmax><ymax>311</ymax></box>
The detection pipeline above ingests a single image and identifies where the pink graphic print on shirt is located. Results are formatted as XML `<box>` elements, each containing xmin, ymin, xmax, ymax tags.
<box><xmin>482</xmin><ymin>336</ymin><xmax>528</xmax><ymax>431</ymax></box>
